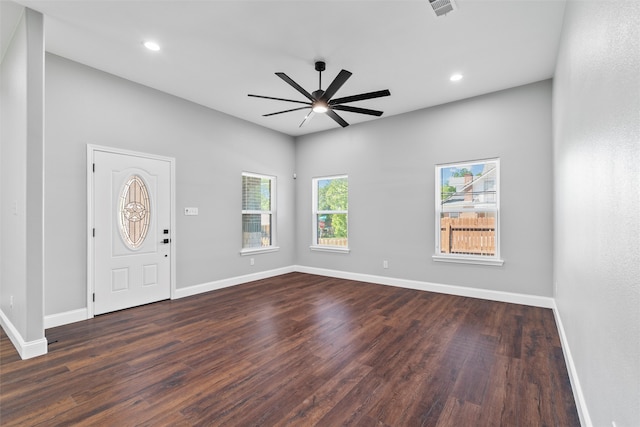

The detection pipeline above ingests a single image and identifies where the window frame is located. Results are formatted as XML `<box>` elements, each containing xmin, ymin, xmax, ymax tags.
<box><xmin>311</xmin><ymin>174</ymin><xmax>350</xmax><ymax>253</ymax></box>
<box><xmin>240</xmin><ymin>171</ymin><xmax>279</xmax><ymax>255</ymax></box>
<box><xmin>433</xmin><ymin>158</ymin><xmax>504</xmax><ymax>266</ymax></box>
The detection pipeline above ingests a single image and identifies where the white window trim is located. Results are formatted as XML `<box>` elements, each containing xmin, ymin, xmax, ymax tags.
<box><xmin>434</xmin><ymin>158</ymin><xmax>504</xmax><ymax>266</ymax></box>
<box><xmin>311</xmin><ymin>174</ymin><xmax>349</xmax><ymax>252</ymax></box>
<box><xmin>309</xmin><ymin>245</ymin><xmax>351</xmax><ymax>254</ymax></box>
<box><xmin>241</xmin><ymin>171</ymin><xmax>278</xmax><ymax>254</ymax></box>
<box><xmin>240</xmin><ymin>246</ymin><xmax>280</xmax><ymax>256</ymax></box>
<box><xmin>432</xmin><ymin>254</ymin><xmax>504</xmax><ymax>266</ymax></box>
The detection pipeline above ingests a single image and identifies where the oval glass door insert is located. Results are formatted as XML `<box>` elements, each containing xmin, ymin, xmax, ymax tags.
<box><xmin>119</xmin><ymin>175</ymin><xmax>151</xmax><ymax>249</ymax></box>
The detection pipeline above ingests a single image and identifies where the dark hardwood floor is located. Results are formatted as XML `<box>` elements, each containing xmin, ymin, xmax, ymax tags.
<box><xmin>0</xmin><ymin>273</ymin><xmax>579</xmax><ymax>426</ymax></box>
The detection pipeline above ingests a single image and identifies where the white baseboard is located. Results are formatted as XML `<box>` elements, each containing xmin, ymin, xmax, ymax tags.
<box><xmin>552</xmin><ymin>302</ymin><xmax>592</xmax><ymax>427</ymax></box>
<box><xmin>40</xmin><ymin>267</ymin><xmax>554</xmax><ymax>325</ymax></box>
<box><xmin>44</xmin><ymin>308</ymin><xmax>88</xmax><ymax>329</ymax></box>
<box><xmin>294</xmin><ymin>265</ymin><xmax>555</xmax><ymax>308</ymax></box>
<box><xmin>174</xmin><ymin>266</ymin><xmax>296</xmax><ymax>299</ymax></box>
<box><xmin>0</xmin><ymin>309</ymin><xmax>48</xmax><ymax>359</ymax></box>
<box><xmin>46</xmin><ymin>266</ymin><xmax>553</xmax><ymax>330</ymax></box>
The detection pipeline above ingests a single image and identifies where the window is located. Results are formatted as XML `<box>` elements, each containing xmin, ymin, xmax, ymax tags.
<box><xmin>241</xmin><ymin>172</ymin><xmax>277</xmax><ymax>253</ymax></box>
<box><xmin>312</xmin><ymin>175</ymin><xmax>349</xmax><ymax>252</ymax></box>
<box><xmin>434</xmin><ymin>159</ymin><xmax>503</xmax><ymax>266</ymax></box>
<box><xmin>119</xmin><ymin>175</ymin><xmax>151</xmax><ymax>249</ymax></box>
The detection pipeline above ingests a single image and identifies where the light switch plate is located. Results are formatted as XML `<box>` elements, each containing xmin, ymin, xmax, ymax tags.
<box><xmin>184</xmin><ymin>207</ymin><xmax>199</xmax><ymax>216</ymax></box>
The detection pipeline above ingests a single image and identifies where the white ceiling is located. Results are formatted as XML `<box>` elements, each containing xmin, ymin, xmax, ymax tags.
<box><xmin>10</xmin><ymin>0</ymin><xmax>567</xmax><ymax>136</ymax></box>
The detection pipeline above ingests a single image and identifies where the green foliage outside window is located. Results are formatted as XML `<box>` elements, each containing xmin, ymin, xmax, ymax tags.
<box><xmin>317</xmin><ymin>178</ymin><xmax>348</xmax><ymax>238</ymax></box>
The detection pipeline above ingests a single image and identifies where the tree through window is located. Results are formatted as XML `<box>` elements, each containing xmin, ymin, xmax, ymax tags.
<box><xmin>312</xmin><ymin>175</ymin><xmax>348</xmax><ymax>249</ymax></box>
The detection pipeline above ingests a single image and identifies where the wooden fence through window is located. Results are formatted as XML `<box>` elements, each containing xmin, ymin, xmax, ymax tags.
<box><xmin>440</xmin><ymin>217</ymin><xmax>495</xmax><ymax>256</ymax></box>
<box><xmin>318</xmin><ymin>238</ymin><xmax>348</xmax><ymax>247</ymax></box>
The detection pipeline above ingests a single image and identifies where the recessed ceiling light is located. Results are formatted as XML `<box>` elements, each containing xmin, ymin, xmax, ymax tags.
<box><xmin>450</xmin><ymin>73</ymin><xmax>463</xmax><ymax>82</ymax></box>
<box><xmin>143</xmin><ymin>41</ymin><xmax>160</xmax><ymax>51</ymax></box>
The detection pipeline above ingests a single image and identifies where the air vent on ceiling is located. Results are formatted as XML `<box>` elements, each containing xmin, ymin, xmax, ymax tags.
<box><xmin>429</xmin><ymin>0</ymin><xmax>457</xmax><ymax>17</ymax></box>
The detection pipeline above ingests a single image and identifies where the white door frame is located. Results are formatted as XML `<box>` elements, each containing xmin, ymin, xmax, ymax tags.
<box><xmin>87</xmin><ymin>144</ymin><xmax>176</xmax><ymax>318</ymax></box>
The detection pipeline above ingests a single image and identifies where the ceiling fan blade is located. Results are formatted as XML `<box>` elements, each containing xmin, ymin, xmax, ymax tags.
<box><xmin>321</xmin><ymin>69</ymin><xmax>352</xmax><ymax>102</ymax></box>
<box><xmin>332</xmin><ymin>105</ymin><xmax>384</xmax><ymax>117</ymax></box>
<box><xmin>326</xmin><ymin>109</ymin><xmax>349</xmax><ymax>128</ymax></box>
<box><xmin>299</xmin><ymin>110</ymin><xmax>315</xmax><ymax>127</ymax></box>
<box><xmin>329</xmin><ymin>89</ymin><xmax>391</xmax><ymax>105</ymax></box>
<box><xmin>248</xmin><ymin>94</ymin><xmax>311</xmax><ymax>106</ymax></box>
<box><xmin>263</xmin><ymin>106</ymin><xmax>311</xmax><ymax>117</ymax></box>
<box><xmin>275</xmin><ymin>72</ymin><xmax>315</xmax><ymax>101</ymax></box>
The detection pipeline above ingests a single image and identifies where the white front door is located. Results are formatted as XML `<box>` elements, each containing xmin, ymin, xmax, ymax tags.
<box><xmin>91</xmin><ymin>148</ymin><xmax>172</xmax><ymax>315</ymax></box>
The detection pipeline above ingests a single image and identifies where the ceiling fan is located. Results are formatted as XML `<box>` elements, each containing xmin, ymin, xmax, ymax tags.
<box><xmin>248</xmin><ymin>61</ymin><xmax>391</xmax><ymax>128</ymax></box>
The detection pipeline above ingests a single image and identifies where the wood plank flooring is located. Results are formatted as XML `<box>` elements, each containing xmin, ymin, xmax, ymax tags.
<box><xmin>0</xmin><ymin>273</ymin><xmax>580</xmax><ymax>426</ymax></box>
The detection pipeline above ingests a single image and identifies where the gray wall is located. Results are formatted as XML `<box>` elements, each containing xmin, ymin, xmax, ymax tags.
<box><xmin>44</xmin><ymin>54</ymin><xmax>296</xmax><ymax>316</ymax></box>
<box><xmin>553</xmin><ymin>1</ymin><xmax>640</xmax><ymax>425</ymax></box>
<box><xmin>295</xmin><ymin>80</ymin><xmax>554</xmax><ymax>297</ymax></box>
<box><xmin>0</xmin><ymin>7</ymin><xmax>45</xmax><ymax>344</ymax></box>
<box><xmin>44</xmin><ymin>55</ymin><xmax>556</xmax><ymax>321</ymax></box>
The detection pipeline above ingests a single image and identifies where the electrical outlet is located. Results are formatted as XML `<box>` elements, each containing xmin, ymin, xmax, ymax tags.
<box><xmin>383</xmin><ymin>260</ymin><xmax>388</xmax><ymax>269</ymax></box>
<box><xmin>250</xmin><ymin>258</ymin><xmax>255</xmax><ymax>266</ymax></box>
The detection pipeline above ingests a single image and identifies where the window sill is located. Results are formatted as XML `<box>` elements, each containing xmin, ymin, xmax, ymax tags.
<box><xmin>432</xmin><ymin>254</ymin><xmax>504</xmax><ymax>266</ymax></box>
<box><xmin>240</xmin><ymin>246</ymin><xmax>280</xmax><ymax>256</ymax></box>
<box><xmin>310</xmin><ymin>245</ymin><xmax>351</xmax><ymax>254</ymax></box>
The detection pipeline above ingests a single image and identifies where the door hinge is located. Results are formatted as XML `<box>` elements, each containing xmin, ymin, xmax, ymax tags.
<box><xmin>93</xmin><ymin>163</ymin><xmax>95</xmax><ymax>172</ymax></box>
<box><xmin>93</xmin><ymin>228</ymin><xmax>95</xmax><ymax>237</ymax></box>
<box><xmin>92</xmin><ymin>293</ymin><xmax>95</xmax><ymax>302</ymax></box>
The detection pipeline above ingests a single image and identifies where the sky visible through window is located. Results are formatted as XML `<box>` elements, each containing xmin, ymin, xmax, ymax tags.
<box><xmin>318</xmin><ymin>179</ymin><xmax>331</xmax><ymax>189</ymax></box>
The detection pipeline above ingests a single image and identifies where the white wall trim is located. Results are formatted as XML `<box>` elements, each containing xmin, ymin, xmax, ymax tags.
<box><xmin>432</xmin><ymin>254</ymin><xmax>505</xmax><ymax>267</ymax></box>
<box><xmin>44</xmin><ymin>308</ymin><xmax>88</xmax><ymax>329</ymax></box>
<box><xmin>0</xmin><ymin>309</ymin><xmax>48</xmax><ymax>359</ymax></box>
<box><xmin>47</xmin><ymin>266</ymin><xmax>555</xmax><ymax>327</ymax></box>
<box><xmin>293</xmin><ymin>265</ymin><xmax>555</xmax><ymax>308</ymax></box>
<box><xmin>173</xmin><ymin>266</ymin><xmax>296</xmax><ymax>299</ymax></box>
<box><xmin>552</xmin><ymin>302</ymin><xmax>592</xmax><ymax>427</ymax></box>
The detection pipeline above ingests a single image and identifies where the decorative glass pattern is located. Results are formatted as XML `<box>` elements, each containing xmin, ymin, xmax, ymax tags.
<box><xmin>119</xmin><ymin>175</ymin><xmax>151</xmax><ymax>249</ymax></box>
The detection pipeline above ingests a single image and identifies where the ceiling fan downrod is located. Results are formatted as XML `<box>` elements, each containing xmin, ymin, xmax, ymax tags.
<box><xmin>315</xmin><ymin>61</ymin><xmax>326</xmax><ymax>91</ymax></box>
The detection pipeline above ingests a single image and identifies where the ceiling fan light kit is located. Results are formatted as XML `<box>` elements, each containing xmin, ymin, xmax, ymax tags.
<box><xmin>312</xmin><ymin>102</ymin><xmax>329</xmax><ymax>114</ymax></box>
<box><xmin>248</xmin><ymin>61</ymin><xmax>390</xmax><ymax>128</ymax></box>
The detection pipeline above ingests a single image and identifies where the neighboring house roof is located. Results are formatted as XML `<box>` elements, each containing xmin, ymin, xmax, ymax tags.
<box><xmin>442</xmin><ymin>167</ymin><xmax>497</xmax><ymax>208</ymax></box>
